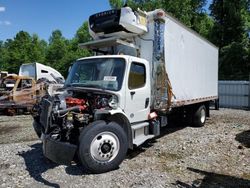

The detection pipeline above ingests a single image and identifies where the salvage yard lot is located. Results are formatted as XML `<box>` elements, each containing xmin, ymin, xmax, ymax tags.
<box><xmin>0</xmin><ymin>109</ymin><xmax>249</xmax><ymax>188</ymax></box>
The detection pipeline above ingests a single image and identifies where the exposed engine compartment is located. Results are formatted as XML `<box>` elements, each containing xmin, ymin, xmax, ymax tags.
<box><xmin>34</xmin><ymin>89</ymin><xmax>117</xmax><ymax>145</ymax></box>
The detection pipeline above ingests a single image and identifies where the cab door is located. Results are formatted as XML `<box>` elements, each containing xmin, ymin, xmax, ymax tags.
<box><xmin>124</xmin><ymin>58</ymin><xmax>151</xmax><ymax>123</ymax></box>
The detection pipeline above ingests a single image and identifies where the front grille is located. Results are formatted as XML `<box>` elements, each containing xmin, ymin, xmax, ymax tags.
<box><xmin>40</xmin><ymin>98</ymin><xmax>53</xmax><ymax>133</ymax></box>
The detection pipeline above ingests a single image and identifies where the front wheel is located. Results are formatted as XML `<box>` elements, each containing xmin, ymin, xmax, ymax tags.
<box><xmin>78</xmin><ymin>121</ymin><xmax>128</xmax><ymax>173</ymax></box>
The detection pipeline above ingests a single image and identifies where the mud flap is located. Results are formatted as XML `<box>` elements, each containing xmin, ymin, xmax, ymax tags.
<box><xmin>43</xmin><ymin>136</ymin><xmax>77</xmax><ymax>165</ymax></box>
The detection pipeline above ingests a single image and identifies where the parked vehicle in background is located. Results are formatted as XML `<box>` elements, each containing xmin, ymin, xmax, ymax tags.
<box><xmin>0</xmin><ymin>71</ymin><xmax>8</xmax><ymax>79</ymax></box>
<box><xmin>0</xmin><ymin>71</ymin><xmax>17</xmax><ymax>84</ymax></box>
<box><xmin>33</xmin><ymin>6</ymin><xmax>218</xmax><ymax>173</ymax></box>
<box><xmin>0</xmin><ymin>75</ymin><xmax>42</xmax><ymax>115</ymax></box>
<box><xmin>19</xmin><ymin>62</ymin><xmax>65</xmax><ymax>84</ymax></box>
<box><xmin>0</xmin><ymin>63</ymin><xmax>64</xmax><ymax>115</ymax></box>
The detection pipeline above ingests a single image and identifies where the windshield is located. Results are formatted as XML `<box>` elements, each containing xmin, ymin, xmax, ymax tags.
<box><xmin>65</xmin><ymin>58</ymin><xmax>126</xmax><ymax>91</ymax></box>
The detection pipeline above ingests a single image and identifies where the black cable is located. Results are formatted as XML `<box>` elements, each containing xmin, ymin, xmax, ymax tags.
<box><xmin>138</xmin><ymin>36</ymin><xmax>154</xmax><ymax>42</ymax></box>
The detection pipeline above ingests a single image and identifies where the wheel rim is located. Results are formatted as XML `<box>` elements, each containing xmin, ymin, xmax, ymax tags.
<box><xmin>200</xmin><ymin>108</ymin><xmax>206</xmax><ymax>123</ymax></box>
<box><xmin>90</xmin><ymin>131</ymin><xmax>120</xmax><ymax>163</ymax></box>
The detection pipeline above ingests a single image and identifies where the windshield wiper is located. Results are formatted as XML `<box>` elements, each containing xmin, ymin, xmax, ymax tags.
<box><xmin>70</xmin><ymin>83</ymin><xmax>104</xmax><ymax>90</ymax></box>
<box><xmin>81</xmin><ymin>84</ymin><xmax>104</xmax><ymax>89</ymax></box>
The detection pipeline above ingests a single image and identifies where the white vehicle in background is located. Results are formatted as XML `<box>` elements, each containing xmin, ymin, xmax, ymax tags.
<box><xmin>33</xmin><ymin>6</ymin><xmax>218</xmax><ymax>173</ymax></box>
<box><xmin>19</xmin><ymin>62</ymin><xmax>65</xmax><ymax>83</ymax></box>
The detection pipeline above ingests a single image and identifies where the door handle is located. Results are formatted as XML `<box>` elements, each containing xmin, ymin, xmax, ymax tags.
<box><xmin>130</xmin><ymin>91</ymin><xmax>136</xmax><ymax>96</ymax></box>
<box><xmin>145</xmin><ymin>97</ymin><xmax>149</xmax><ymax>108</ymax></box>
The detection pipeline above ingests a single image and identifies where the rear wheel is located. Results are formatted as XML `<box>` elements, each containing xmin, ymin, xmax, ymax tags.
<box><xmin>192</xmin><ymin>105</ymin><xmax>206</xmax><ymax>127</ymax></box>
<box><xmin>78</xmin><ymin>121</ymin><xmax>128</xmax><ymax>173</ymax></box>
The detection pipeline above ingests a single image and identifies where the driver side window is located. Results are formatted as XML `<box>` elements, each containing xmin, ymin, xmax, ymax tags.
<box><xmin>128</xmin><ymin>62</ymin><xmax>146</xmax><ymax>89</ymax></box>
<box><xmin>72</xmin><ymin>65</ymin><xmax>94</xmax><ymax>83</ymax></box>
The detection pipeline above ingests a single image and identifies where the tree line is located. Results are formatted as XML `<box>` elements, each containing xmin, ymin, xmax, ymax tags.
<box><xmin>0</xmin><ymin>0</ymin><xmax>249</xmax><ymax>80</ymax></box>
<box><xmin>0</xmin><ymin>22</ymin><xmax>91</xmax><ymax>77</ymax></box>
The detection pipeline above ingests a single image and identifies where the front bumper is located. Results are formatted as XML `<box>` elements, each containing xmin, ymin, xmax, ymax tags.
<box><xmin>43</xmin><ymin>135</ymin><xmax>77</xmax><ymax>165</ymax></box>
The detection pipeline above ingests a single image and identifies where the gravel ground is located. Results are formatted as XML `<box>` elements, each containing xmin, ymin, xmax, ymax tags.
<box><xmin>0</xmin><ymin>108</ymin><xmax>249</xmax><ymax>188</ymax></box>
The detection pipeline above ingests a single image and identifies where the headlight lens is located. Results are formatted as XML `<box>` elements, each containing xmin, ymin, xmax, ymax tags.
<box><xmin>108</xmin><ymin>95</ymin><xmax>118</xmax><ymax>109</ymax></box>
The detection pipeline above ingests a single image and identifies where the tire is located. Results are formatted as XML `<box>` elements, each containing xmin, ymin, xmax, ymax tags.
<box><xmin>192</xmin><ymin>105</ymin><xmax>206</xmax><ymax>127</ymax></box>
<box><xmin>78</xmin><ymin>120</ymin><xmax>128</xmax><ymax>173</ymax></box>
<box><xmin>33</xmin><ymin>120</ymin><xmax>42</xmax><ymax>138</ymax></box>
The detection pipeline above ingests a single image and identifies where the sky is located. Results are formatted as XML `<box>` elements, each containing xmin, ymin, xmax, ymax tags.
<box><xmin>0</xmin><ymin>0</ymin><xmax>110</xmax><ymax>41</ymax></box>
<box><xmin>0</xmin><ymin>0</ymin><xmax>212</xmax><ymax>42</ymax></box>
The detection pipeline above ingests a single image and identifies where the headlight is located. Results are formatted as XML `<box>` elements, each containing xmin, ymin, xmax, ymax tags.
<box><xmin>108</xmin><ymin>95</ymin><xmax>118</xmax><ymax>109</ymax></box>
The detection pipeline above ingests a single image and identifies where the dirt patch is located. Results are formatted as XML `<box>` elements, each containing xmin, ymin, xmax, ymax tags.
<box><xmin>0</xmin><ymin>125</ymin><xmax>20</xmax><ymax>135</ymax></box>
<box><xmin>0</xmin><ymin>163</ymin><xmax>10</xmax><ymax>170</ymax></box>
<box><xmin>0</xmin><ymin>115</ymin><xmax>37</xmax><ymax>144</ymax></box>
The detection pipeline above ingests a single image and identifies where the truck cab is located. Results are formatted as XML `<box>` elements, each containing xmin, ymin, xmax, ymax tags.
<box><xmin>65</xmin><ymin>55</ymin><xmax>151</xmax><ymax>123</ymax></box>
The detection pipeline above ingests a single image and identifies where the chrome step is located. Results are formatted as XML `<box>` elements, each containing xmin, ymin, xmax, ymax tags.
<box><xmin>132</xmin><ymin>122</ymin><xmax>155</xmax><ymax>146</ymax></box>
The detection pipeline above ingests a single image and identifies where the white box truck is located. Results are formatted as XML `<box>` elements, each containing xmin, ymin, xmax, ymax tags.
<box><xmin>33</xmin><ymin>7</ymin><xmax>218</xmax><ymax>173</ymax></box>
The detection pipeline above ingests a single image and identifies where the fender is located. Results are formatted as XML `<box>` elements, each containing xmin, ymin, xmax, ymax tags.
<box><xmin>94</xmin><ymin>108</ymin><xmax>133</xmax><ymax>149</ymax></box>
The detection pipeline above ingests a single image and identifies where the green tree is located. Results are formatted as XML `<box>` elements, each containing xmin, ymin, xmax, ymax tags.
<box><xmin>0</xmin><ymin>31</ymin><xmax>47</xmax><ymax>73</ymax></box>
<box><xmin>109</xmin><ymin>0</ymin><xmax>124</xmax><ymax>9</ymax></box>
<box><xmin>45</xmin><ymin>27</ymin><xmax>91</xmax><ymax>78</ymax></box>
<box><xmin>0</xmin><ymin>39</ymin><xmax>11</xmax><ymax>71</ymax></box>
<box><xmin>5</xmin><ymin>31</ymin><xmax>32</xmax><ymax>73</ymax></box>
<box><xmin>210</xmin><ymin>0</ymin><xmax>249</xmax><ymax>47</ymax></box>
<box><xmin>0</xmin><ymin>23</ymin><xmax>92</xmax><ymax>78</ymax></box>
<box><xmin>75</xmin><ymin>22</ymin><xmax>92</xmax><ymax>43</ymax></box>
<box><xmin>65</xmin><ymin>22</ymin><xmax>92</xmax><ymax>77</ymax></box>
<box><xmin>0</xmin><ymin>41</ymin><xmax>6</xmax><ymax>70</ymax></box>
<box><xmin>45</xmin><ymin>30</ymin><xmax>68</xmax><ymax>73</ymax></box>
<box><xmin>29</xmin><ymin>34</ymin><xmax>47</xmax><ymax>64</ymax></box>
<box><xmin>210</xmin><ymin>0</ymin><xmax>250</xmax><ymax>80</ymax></box>
<box><xmin>192</xmin><ymin>14</ymin><xmax>214</xmax><ymax>38</ymax></box>
<box><xmin>70</xmin><ymin>21</ymin><xmax>92</xmax><ymax>52</ymax></box>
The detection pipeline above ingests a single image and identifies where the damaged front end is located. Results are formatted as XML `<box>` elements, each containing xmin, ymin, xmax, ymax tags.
<box><xmin>33</xmin><ymin>88</ymin><xmax>118</xmax><ymax>165</ymax></box>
